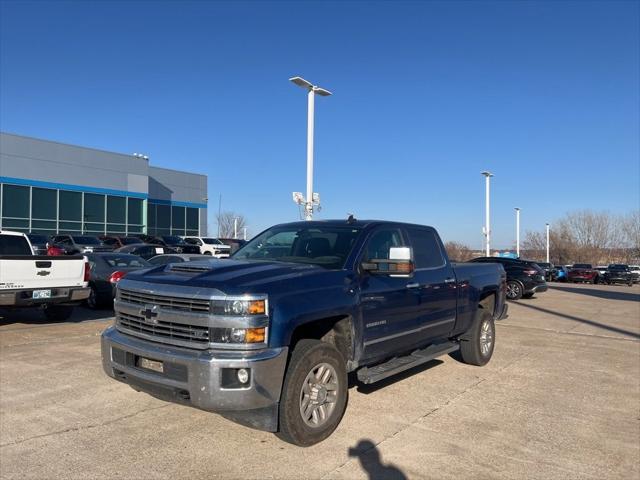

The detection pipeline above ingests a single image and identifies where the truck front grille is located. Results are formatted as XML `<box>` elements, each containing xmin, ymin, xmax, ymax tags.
<box><xmin>117</xmin><ymin>312</ymin><xmax>210</xmax><ymax>346</ymax></box>
<box><xmin>119</xmin><ymin>288</ymin><xmax>210</xmax><ymax>312</ymax></box>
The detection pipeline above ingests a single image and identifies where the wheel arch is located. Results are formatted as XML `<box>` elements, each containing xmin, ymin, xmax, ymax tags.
<box><xmin>289</xmin><ymin>315</ymin><xmax>354</xmax><ymax>367</ymax></box>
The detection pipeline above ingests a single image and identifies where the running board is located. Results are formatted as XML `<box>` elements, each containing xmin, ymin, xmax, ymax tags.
<box><xmin>356</xmin><ymin>341</ymin><xmax>460</xmax><ymax>385</ymax></box>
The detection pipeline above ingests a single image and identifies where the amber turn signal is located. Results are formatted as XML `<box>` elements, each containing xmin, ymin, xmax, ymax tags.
<box><xmin>245</xmin><ymin>327</ymin><xmax>266</xmax><ymax>343</ymax></box>
<box><xmin>247</xmin><ymin>300</ymin><xmax>266</xmax><ymax>315</ymax></box>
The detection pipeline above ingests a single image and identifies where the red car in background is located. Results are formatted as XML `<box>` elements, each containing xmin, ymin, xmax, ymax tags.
<box><xmin>568</xmin><ymin>263</ymin><xmax>598</xmax><ymax>283</ymax></box>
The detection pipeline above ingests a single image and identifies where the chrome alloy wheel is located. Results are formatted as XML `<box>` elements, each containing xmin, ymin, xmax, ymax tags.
<box><xmin>299</xmin><ymin>362</ymin><xmax>339</xmax><ymax>428</ymax></box>
<box><xmin>506</xmin><ymin>282</ymin><xmax>521</xmax><ymax>299</ymax></box>
<box><xmin>479</xmin><ymin>318</ymin><xmax>494</xmax><ymax>356</ymax></box>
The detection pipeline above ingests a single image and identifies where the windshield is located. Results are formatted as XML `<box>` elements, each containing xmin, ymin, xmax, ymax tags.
<box><xmin>122</xmin><ymin>237</ymin><xmax>141</xmax><ymax>245</ymax></box>
<box><xmin>233</xmin><ymin>225</ymin><xmax>363</xmax><ymax>269</ymax></box>
<box><xmin>203</xmin><ymin>238</ymin><xmax>224</xmax><ymax>245</ymax></box>
<box><xmin>27</xmin><ymin>234</ymin><xmax>49</xmax><ymax>243</ymax></box>
<box><xmin>162</xmin><ymin>236</ymin><xmax>185</xmax><ymax>244</ymax></box>
<box><xmin>74</xmin><ymin>236</ymin><xmax>102</xmax><ymax>245</ymax></box>
<box><xmin>103</xmin><ymin>255</ymin><xmax>150</xmax><ymax>268</ymax></box>
<box><xmin>609</xmin><ymin>264</ymin><xmax>627</xmax><ymax>271</ymax></box>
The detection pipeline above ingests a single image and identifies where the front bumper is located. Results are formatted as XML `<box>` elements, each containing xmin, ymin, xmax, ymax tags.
<box><xmin>0</xmin><ymin>286</ymin><xmax>90</xmax><ymax>307</ymax></box>
<box><xmin>101</xmin><ymin>326</ymin><xmax>288</xmax><ymax>432</ymax></box>
<box><xmin>524</xmin><ymin>283</ymin><xmax>548</xmax><ymax>294</ymax></box>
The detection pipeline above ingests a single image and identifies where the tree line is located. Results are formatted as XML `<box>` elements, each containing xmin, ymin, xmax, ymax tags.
<box><xmin>444</xmin><ymin>210</ymin><xmax>639</xmax><ymax>265</ymax></box>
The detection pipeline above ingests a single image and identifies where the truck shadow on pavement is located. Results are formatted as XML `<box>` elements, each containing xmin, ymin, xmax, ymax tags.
<box><xmin>514</xmin><ymin>301</ymin><xmax>640</xmax><ymax>340</ymax></box>
<box><xmin>348</xmin><ymin>439</ymin><xmax>407</xmax><ymax>480</ymax></box>
<box><xmin>549</xmin><ymin>284</ymin><xmax>640</xmax><ymax>302</ymax></box>
<box><xmin>0</xmin><ymin>306</ymin><xmax>114</xmax><ymax>326</ymax></box>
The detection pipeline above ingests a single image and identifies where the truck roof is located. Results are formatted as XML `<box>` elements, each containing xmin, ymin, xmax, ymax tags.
<box><xmin>271</xmin><ymin>219</ymin><xmax>436</xmax><ymax>230</ymax></box>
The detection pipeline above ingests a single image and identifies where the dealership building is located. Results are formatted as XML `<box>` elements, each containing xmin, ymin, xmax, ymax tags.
<box><xmin>0</xmin><ymin>132</ymin><xmax>208</xmax><ymax>237</ymax></box>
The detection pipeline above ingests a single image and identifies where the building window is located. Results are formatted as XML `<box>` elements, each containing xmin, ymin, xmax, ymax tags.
<box><xmin>186</xmin><ymin>207</ymin><xmax>199</xmax><ymax>235</ymax></box>
<box><xmin>31</xmin><ymin>187</ymin><xmax>57</xmax><ymax>221</ymax></box>
<box><xmin>147</xmin><ymin>203</ymin><xmax>156</xmax><ymax>235</ymax></box>
<box><xmin>171</xmin><ymin>206</ymin><xmax>185</xmax><ymax>235</ymax></box>
<box><xmin>156</xmin><ymin>204</ymin><xmax>171</xmax><ymax>235</ymax></box>
<box><xmin>128</xmin><ymin>198</ymin><xmax>143</xmax><ymax>225</ymax></box>
<box><xmin>2</xmin><ymin>184</ymin><xmax>30</xmax><ymax>219</ymax></box>
<box><xmin>59</xmin><ymin>190</ymin><xmax>82</xmax><ymax>221</ymax></box>
<box><xmin>107</xmin><ymin>196</ymin><xmax>126</xmax><ymax>224</ymax></box>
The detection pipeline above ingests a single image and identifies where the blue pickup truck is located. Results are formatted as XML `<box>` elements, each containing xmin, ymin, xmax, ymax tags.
<box><xmin>101</xmin><ymin>219</ymin><xmax>507</xmax><ymax>446</ymax></box>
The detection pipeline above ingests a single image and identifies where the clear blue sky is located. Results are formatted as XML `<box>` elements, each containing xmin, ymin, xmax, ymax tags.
<box><xmin>1</xmin><ymin>0</ymin><xmax>638</xmax><ymax>248</ymax></box>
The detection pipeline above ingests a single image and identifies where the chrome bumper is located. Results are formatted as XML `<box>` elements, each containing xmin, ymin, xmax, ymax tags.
<box><xmin>101</xmin><ymin>326</ymin><xmax>288</xmax><ymax>431</ymax></box>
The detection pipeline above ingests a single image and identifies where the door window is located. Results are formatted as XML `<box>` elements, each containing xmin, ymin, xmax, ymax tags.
<box><xmin>363</xmin><ymin>229</ymin><xmax>405</xmax><ymax>261</ymax></box>
<box><xmin>406</xmin><ymin>228</ymin><xmax>445</xmax><ymax>269</ymax></box>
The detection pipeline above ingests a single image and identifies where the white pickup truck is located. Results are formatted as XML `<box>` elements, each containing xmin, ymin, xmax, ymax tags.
<box><xmin>0</xmin><ymin>230</ymin><xmax>90</xmax><ymax>320</ymax></box>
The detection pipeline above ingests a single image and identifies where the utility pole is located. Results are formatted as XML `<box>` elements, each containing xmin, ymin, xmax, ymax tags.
<box><xmin>217</xmin><ymin>194</ymin><xmax>222</xmax><ymax>238</ymax></box>
<box><xmin>290</xmin><ymin>76</ymin><xmax>332</xmax><ymax>220</ymax></box>
<box><xmin>481</xmin><ymin>171</ymin><xmax>494</xmax><ymax>256</ymax></box>
<box><xmin>242</xmin><ymin>226</ymin><xmax>247</xmax><ymax>241</ymax></box>
<box><xmin>515</xmin><ymin>207</ymin><xmax>521</xmax><ymax>258</ymax></box>
<box><xmin>233</xmin><ymin>217</ymin><xmax>238</xmax><ymax>239</ymax></box>
<box><xmin>546</xmin><ymin>223</ymin><xmax>550</xmax><ymax>263</ymax></box>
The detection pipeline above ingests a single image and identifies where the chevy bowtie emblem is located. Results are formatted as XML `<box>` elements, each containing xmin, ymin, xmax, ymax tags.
<box><xmin>37</xmin><ymin>270</ymin><xmax>51</xmax><ymax>276</ymax></box>
<box><xmin>140</xmin><ymin>304</ymin><xmax>159</xmax><ymax>324</ymax></box>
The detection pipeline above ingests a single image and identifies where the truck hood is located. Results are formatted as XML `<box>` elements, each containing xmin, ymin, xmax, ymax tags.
<box><xmin>122</xmin><ymin>259</ymin><xmax>342</xmax><ymax>295</ymax></box>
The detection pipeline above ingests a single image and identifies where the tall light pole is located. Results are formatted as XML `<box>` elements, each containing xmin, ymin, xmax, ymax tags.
<box><xmin>290</xmin><ymin>76</ymin><xmax>332</xmax><ymax>220</ymax></box>
<box><xmin>233</xmin><ymin>217</ymin><xmax>239</xmax><ymax>239</ymax></box>
<box><xmin>481</xmin><ymin>171</ymin><xmax>494</xmax><ymax>256</ymax></box>
<box><xmin>546</xmin><ymin>223</ymin><xmax>550</xmax><ymax>263</ymax></box>
<box><xmin>515</xmin><ymin>207</ymin><xmax>521</xmax><ymax>258</ymax></box>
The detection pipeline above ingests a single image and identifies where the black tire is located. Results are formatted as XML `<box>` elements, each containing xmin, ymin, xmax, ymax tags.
<box><xmin>204</xmin><ymin>251</ymin><xmax>212</xmax><ymax>256</ymax></box>
<box><xmin>43</xmin><ymin>305</ymin><xmax>74</xmax><ymax>321</ymax></box>
<box><xmin>85</xmin><ymin>284</ymin><xmax>101</xmax><ymax>309</ymax></box>
<box><xmin>506</xmin><ymin>280</ymin><xmax>523</xmax><ymax>300</ymax></box>
<box><xmin>459</xmin><ymin>309</ymin><xmax>495</xmax><ymax>366</ymax></box>
<box><xmin>628</xmin><ymin>281</ymin><xmax>633</xmax><ymax>287</ymax></box>
<box><xmin>276</xmin><ymin>339</ymin><xmax>348</xmax><ymax>447</ymax></box>
<box><xmin>522</xmin><ymin>292</ymin><xmax>534</xmax><ymax>299</ymax></box>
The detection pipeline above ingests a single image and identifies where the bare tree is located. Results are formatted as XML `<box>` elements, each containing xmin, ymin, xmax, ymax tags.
<box><xmin>216</xmin><ymin>211</ymin><xmax>247</xmax><ymax>238</ymax></box>
<box><xmin>620</xmin><ymin>210</ymin><xmax>640</xmax><ymax>261</ymax></box>
<box><xmin>444</xmin><ymin>241</ymin><xmax>475</xmax><ymax>262</ymax></box>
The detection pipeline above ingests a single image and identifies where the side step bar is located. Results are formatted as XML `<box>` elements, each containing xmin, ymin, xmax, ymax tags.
<box><xmin>356</xmin><ymin>341</ymin><xmax>460</xmax><ymax>385</ymax></box>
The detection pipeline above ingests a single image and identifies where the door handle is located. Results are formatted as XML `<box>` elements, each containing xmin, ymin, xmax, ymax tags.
<box><xmin>406</xmin><ymin>282</ymin><xmax>421</xmax><ymax>289</ymax></box>
<box><xmin>444</xmin><ymin>278</ymin><xmax>456</xmax><ymax>284</ymax></box>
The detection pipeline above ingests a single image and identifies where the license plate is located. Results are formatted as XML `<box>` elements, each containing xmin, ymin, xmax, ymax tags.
<box><xmin>32</xmin><ymin>289</ymin><xmax>51</xmax><ymax>299</ymax></box>
<box><xmin>138</xmin><ymin>357</ymin><xmax>164</xmax><ymax>373</ymax></box>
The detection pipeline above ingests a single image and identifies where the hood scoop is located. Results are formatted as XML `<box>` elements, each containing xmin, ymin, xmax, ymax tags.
<box><xmin>169</xmin><ymin>264</ymin><xmax>214</xmax><ymax>274</ymax></box>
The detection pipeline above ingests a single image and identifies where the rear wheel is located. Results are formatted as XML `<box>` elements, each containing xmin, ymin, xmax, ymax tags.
<box><xmin>85</xmin><ymin>284</ymin><xmax>101</xmax><ymax>309</ymax></box>
<box><xmin>506</xmin><ymin>280</ymin><xmax>523</xmax><ymax>300</ymax></box>
<box><xmin>204</xmin><ymin>251</ymin><xmax>212</xmax><ymax>256</ymax></box>
<box><xmin>459</xmin><ymin>309</ymin><xmax>495</xmax><ymax>366</ymax></box>
<box><xmin>276</xmin><ymin>339</ymin><xmax>348</xmax><ymax>447</ymax></box>
<box><xmin>43</xmin><ymin>305</ymin><xmax>74</xmax><ymax>321</ymax></box>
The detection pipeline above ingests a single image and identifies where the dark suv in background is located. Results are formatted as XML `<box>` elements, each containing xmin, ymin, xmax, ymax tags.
<box><xmin>50</xmin><ymin>234</ymin><xmax>113</xmax><ymax>254</ymax></box>
<box><xmin>603</xmin><ymin>264</ymin><xmax>637</xmax><ymax>286</ymax></box>
<box><xmin>469</xmin><ymin>257</ymin><xmax>547</xmax><ymax>300</ymax></box>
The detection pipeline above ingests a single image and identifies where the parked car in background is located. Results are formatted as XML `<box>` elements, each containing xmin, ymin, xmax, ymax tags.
<box><xmin>182</xmin><ymin>236</ymin><xmax>231</xmax><ymax>257</ymax></box>
<box><xmin>26</xmin><ymin>233</ymin><xmax>49</xmax><ymax>255</ymax></box>
<box><xmin>84</xmin><ymin>253</ymin><xmax>151</xmax><ymax>308</ymax></box>
<box><xmin>157</xmin><ymin>235</ymin><xmax>200</xmax><ymax>254</ymax></box>
<box><xmin>553</xmin><ymin>265</ymin><xmax>569</xmax><ymax>282</ymax></box>
<box><xmin>568</xmin><ymin>264</ymin><xmax>598</xmax><ymax>283</ymax></box>
<box><xmin>99</xmin><ymin>235</ymin><xmax>146</xmax><ymax>249</ymax></box>
<box><xmin>50</xmin><ymin>234</ymin><xmax>113</xmax><ymax>254</ymax></box>
<box><xmin>603</xmin><ymin>264</ymin><xmax>636</xmax><ymax>286</ymax></box>
<box><xmin>218</xmin><ymin>238</ymin><xmax>247</xmax><ymax>254</ymax></box>
<box><xmin>469</xmin><ymin>257</ymin><xmax>547</xmax><ymax>300</ymax></box>
<box><xmin>594</xmin><ymin>266</ymin><xmax>608</xmax><ymax>283</ymax></box>
<box><xmin>0</xmin><ymin>230</ymin><xmax>90</xmax><ymax>320</ymax></box>
<box><xmin>114</xmin><ymin>244</ymin><xmax>177</xmax><ymax>260</ymax></box>
<box><xmin>536</xmin><ymin>262</ymin><xmax>555</xmax><ymax>281</ymax></box>
<box><xmin>147</xmin><ymin>254</ymin><xmax>213</xmax><ymax>266</ymax></box>
<box><xmin>629</xmin><ymin>265</ymin><xmax>640</xmax><ymax>283</ymax></box>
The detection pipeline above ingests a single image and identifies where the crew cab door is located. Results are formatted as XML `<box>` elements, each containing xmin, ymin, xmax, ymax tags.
<box><xmin>404</xmin><ymin>226</ymin><xmax>458</xmax><ymax>341</ymax></box>
<box><xmin>358</xmin><ymin>227</ymin><xmax>422</xmax><ymax>361</ymax></box>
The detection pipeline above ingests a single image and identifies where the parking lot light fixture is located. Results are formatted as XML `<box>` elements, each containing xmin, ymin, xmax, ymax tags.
<box><xmin>481</xmin><ymin>171</ymin><xmax>494</xmax><ymax>256</ymax></box>
<box><xmin>515</xmin><ymin>208</ymin><xmax>521</xmax><ymax>258</ymax></box>
<box><xmin>546</xmin><ymin>223</ymin><xmax>550</xmax><ymax>263</ymax></box>
<box><xmin>289</xmin><ymin>76</ymin><xmax>332</xmax><ymax>221</ymax></box>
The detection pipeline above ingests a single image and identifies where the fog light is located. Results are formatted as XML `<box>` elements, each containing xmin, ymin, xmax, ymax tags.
<box><xmin>237</xmin><ymin>368</ymin><xmax>249</xmax><ymax>384</ymax></box>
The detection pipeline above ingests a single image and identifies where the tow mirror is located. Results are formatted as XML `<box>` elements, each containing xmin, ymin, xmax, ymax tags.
<box><xmin>361</xmin><ymin>247</ymin><xmax>414</xmax><ymax>276</ymax></box>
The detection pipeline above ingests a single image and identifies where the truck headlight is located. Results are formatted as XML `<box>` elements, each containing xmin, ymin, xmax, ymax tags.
<box><xmin>210</xmin><ymin>327</ymin><xmax>266</xmax><ymax>344</ymax></box>
<box><xmin>211</xmin><ymin>299</ymin><xmax>267</xmax><ymax>316</ymax></box>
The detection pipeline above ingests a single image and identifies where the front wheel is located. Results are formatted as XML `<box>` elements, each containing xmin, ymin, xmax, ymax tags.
<box><xmin>276</xmin><ymin>339</ymin><xmax>348</xmax><ymax>447</ymax></box>
<box><xmin>506</xmin><ymin>280</ymin><xmax>523</xmax><ymax>300</ymax></box>
<box><xmin>459</xmin><ymin>310</ymin><xmax>495</xmax><ymax>366</ymax></box>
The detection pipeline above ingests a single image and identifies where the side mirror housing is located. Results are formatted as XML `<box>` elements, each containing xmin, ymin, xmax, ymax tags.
<box><xmin>361</xmin><ymin>246</ymin><xmax>414</xmax><ymax>276</ymax></box>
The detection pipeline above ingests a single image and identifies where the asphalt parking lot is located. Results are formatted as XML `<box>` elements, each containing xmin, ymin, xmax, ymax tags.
<box><xmin>1</xmin><ymin>283</ymin><xmax>639</xmax><ymax>480</ymax></box>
